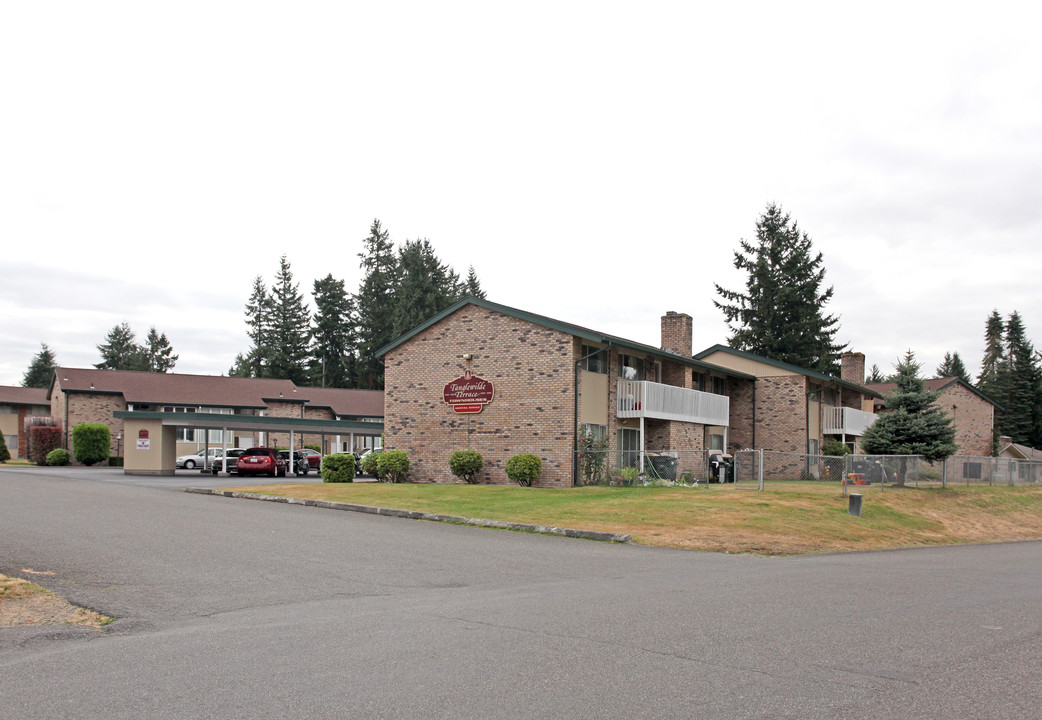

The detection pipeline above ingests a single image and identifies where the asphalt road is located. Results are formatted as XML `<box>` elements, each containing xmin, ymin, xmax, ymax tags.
<box><xmin>2</xmin><ymin>466</ymin><xmax>1040</xmax><ymax>719</ymax></box>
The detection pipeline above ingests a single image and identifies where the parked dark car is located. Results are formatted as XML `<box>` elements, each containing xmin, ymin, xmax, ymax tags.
<box><xmin>299</xmin><ymin>448</ymin><xmax>322</xmax><ymax>469</ymax></box>
<box><xmin>278</xmin><ymin>450</ymin><xmax>311</xmax><ymax>475</ymax></box>
<box><xmin>237</xmin><ymin>447</ymin><xmax>287</xmax><ymax>477</ymax></box>
<box><xmin>211</xmin><ymin>448</ymin><xmax>247</xmax><ymax>475</ymax></box>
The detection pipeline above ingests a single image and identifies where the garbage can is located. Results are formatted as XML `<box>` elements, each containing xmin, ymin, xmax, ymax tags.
<box><xmin>848</xmin><ymin>493</ymin><xmax>863</xmax><ymax>517</ymax></box>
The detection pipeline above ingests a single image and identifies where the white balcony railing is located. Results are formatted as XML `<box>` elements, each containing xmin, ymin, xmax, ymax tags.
<box><xmin>822</xmin><ymin>406</ymin><xmax>877</xmax><ymax>436</ymax></box>
<box><xmin>617</xmin><ymin>380</ymin><xmax>729</xmax><ymax>426</ymax></box>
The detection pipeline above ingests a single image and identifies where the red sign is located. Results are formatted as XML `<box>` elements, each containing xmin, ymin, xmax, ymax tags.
<box><xmin>444</xmin><ymin>371</ymin><xmax>494</xmax><ymax>413</ymax></box>
<box><xmin>453</xmin><ymin>404</ymin><xmax>484</xmax><ymax>414</ymax></box>
<box><xmin>139</xmin><ymin>429</ymin><xmax>149</xmax><ymax>439</ymax></box>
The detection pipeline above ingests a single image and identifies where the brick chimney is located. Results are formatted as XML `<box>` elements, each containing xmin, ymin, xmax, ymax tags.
<box><xmin>661</xmin><ymin>311</ymin><xmax>693</xmax><ymax>357</ymax></box>
<box><xmin>841</xmin><ymin>351</ymin><xmax>866</xmax><ymax>385</ymax></box>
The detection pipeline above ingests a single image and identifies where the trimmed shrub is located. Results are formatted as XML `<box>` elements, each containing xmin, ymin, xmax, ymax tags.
<box><xmin>449</xmin><ymin>450</ymin><xmax>484</xmax><ymax>483</ymax></box>
<box><xmin>72</xmin><ymin>423</ymin><xmax>110</xmax><ymax>466</ymax></box>
<box><xmin>0</xmin><ymin>433</ymin><xmax>10</xmax><ymax>463</ymax></box>
<box><xmin>361</xmin><ymin>451</ymin><xmax>381</xmax><ymax>479</ymax></box>
<box><xmin>28</xmin><ymin>426</ymin><xmax>62</xmax><ymax>465</ymax></box>
<box><xmin>25</xmin><ymin>416</ymin><xmax>61</xmax><ymax>465</ymax></box>
<box><xmin>377</xmin><ymin>450</ymin><xmax>410</xmax><ymax>483</ymax></box>
<box><xmin>321</xmin><ymin>453</ymin><xmax>356</xmax><ymax>483</ymax></box>
<box><xmin>46</xmin><ymin>448</ymin><xmax>71</xmax><ymax>466</ymax></box>
<box><xmin>821</xmin><ymin>440</ymin><xmax>851</xmax><ymax>457</ymax></box>
<box><xmin>505</xmin><ymin>453</ymin><xmax>542</xmax><ymax>487</ymax></box>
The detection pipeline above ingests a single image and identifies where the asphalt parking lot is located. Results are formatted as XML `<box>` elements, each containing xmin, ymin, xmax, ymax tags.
<box><xmin>2</xmin><ymin>466</ymin><xmax>1041</xmax><ymax>719</ymax></box>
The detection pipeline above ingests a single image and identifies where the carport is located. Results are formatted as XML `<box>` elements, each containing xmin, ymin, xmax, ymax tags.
<box><xmin>114</xmin><ymin>410</ymin><xmax>383</xmax><ymax>476</ymax></box>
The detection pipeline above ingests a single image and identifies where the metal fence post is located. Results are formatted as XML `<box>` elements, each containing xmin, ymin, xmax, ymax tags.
<box><xmin>758</xmin><ymin>449</ymin><xmax>764</xmax><ymax>492</ymax></box>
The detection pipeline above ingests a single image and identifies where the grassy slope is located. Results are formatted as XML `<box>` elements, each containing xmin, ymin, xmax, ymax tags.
<box><xmin>227</xmin><ymin>482</ymin><xmax>1042</xmax><ymax>555</ymax></box>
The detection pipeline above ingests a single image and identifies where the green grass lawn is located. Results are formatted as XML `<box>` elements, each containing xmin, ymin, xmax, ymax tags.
<box><xmin>227</xmin><ymin>481</ymin><xmax>1042</xmax><ymax>555</ymax></box>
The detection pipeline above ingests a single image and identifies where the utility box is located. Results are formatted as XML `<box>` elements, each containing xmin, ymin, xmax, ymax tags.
<box><xmin>849</xmin><ymin>493</ymin><xmax>863</xmax><ymax>517</ymax></box>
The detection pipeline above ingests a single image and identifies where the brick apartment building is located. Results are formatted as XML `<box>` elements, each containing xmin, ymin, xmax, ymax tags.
<box><xmin>378</xmin><ymin>297</ymin><xmax>882</xmax><ymax>487</ymax></box>
<box><xmin>49</xmin><ymin>368</ymin><xmax>383</xmax><ymax>460</ymax></box>
<box><xmin>0</xmin><ymin>385</ymin><xmax>51</xmax><ymax>458</ymax></box>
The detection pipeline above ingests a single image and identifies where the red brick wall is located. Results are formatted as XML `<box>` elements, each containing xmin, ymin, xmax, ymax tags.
<box><xmin>753</xmin><ymin>376</ymin><xmax>809</xmax><ymax>453</ymax></box>
<box><xmin>941</xmin><ymin>384</ymin><xmax>994</xmax><ymax>457</ymax></box>
<box><xmin>65</xmin><ymin>393</ymin><xmax>127</xmax><ymax>457</ymax></box>
<box><xmin>726</xmin><ymin>378</ymin><xmax>755</xmax><ymax>453</ymax></box>
<box><xmin>383</xmin><ymin>305</ymin><xmax>576</xmax><ymax>487</ymax></box>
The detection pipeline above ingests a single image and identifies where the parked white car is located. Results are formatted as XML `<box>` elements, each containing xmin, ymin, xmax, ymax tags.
<box><xmin>176</xmin><ymin>448</ymin><xmax>223</xmax><ymax>470</ymax></box>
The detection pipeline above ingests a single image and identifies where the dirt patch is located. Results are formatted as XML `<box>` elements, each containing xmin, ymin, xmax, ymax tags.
<box><xmin>0</xmin><ymin>573</ymin><xmax>111</xmax><ymax>629</ymax></box>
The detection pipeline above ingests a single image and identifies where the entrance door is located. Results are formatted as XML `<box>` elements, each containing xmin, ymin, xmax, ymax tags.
<box><xmin>618</xmin><ymin>428</ymin><xmax>639</xmax><ymax>469</ymax></box>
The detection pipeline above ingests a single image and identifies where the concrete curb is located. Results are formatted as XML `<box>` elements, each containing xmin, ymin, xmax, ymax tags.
<box><xmin>185</xmin><ymin>487</ymin><xmax>631</xmax><ymax>544</ymax></box>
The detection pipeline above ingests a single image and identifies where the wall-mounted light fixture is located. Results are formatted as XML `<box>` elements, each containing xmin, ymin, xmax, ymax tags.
<box><xmin>462</xmin><ymin>353</ymin><xmax>473</xmax><ymax>361</ymax></box>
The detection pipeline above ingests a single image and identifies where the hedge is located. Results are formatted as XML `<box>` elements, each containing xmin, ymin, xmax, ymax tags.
<box><xmin>505</xmin><ymin>453</ymin><xmax>542</xmax><ymax>487</ymax></box>
<box><xmin>377</xmin><ymin>450</ymin><xmax>410</xmax><ymax>483</ymax></box>
<box><xmin>321</xmin><ymin>453</ymin><xmax>356</xmax><ymax>483</ymax></box>
<box><xmin>449</xmin><ymin>450</ymin><xmax>484</xmax><ymax>483</ymax></box>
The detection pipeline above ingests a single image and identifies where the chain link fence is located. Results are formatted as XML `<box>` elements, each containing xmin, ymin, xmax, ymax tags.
<box><xmin>575</xmin><ymin>447</ymin><xmax>1042</xmax><ymax>490</ymax></box>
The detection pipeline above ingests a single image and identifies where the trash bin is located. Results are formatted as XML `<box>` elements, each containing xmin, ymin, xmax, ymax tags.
<box><xmin>848</xmin><ymin>493</ymin><xmax>863</xmax><ymax>517</ymax></box>
<box><xmin>648</xmin><ymin>455</ymin><xmax>677</xmax><ymax>481</ymax></box>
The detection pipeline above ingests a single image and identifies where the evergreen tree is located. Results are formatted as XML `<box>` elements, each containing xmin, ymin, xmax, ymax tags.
<box><xmin>22</xmin><ymin>343</ymin><xmax>57</xmax><ymax>388</ymax></box>
<box><xmin>227</xmin><ymin>353</ymin><xmax>253</xmax><ymax>378</ymax></box>
<box><xmin>865</xmin><ymin>364</ymin><xmax>886</xmax><ymax>384</ymax></box>
<box><xmin>310</xmin><ymin>274</ymin><xmax>357</xmax><ymax>387</ymax></box>
<box><xmin>0</xmin><ymin>432</ymin><xmax>9</xmax><ymax>463</ymax></box>
<box><xmin>996</xmin><ymin>312</ymin><xmax>1042</xmax><ymax>446</ymax></box>
<box><xmin>355</xmin><ymin>219</ymin><xmax>399</xmax><ymax>389</ymax></box>
<box><xmin>860</xmin><ymin>351</ymin><xmax>958</xmax><ymax>483</ymax></box>
<box><xmin>142</xmin><ymin>327</ymin><xmax>178</xmax><ymax>373</ymax></box>
<box><xmin>266</xmin><ymin>255</ymin><xmax>312</xmax><ymax>383</ymax></box>
<box><xmin>977</xmin><ymin>309</ymin><xmax>1005</xmax><ymax>398</ymax></box>
<box><xmin>243</xmin><ymin>275</ymin><xmax>274</xmax><ymax>377</ymax></box>
<box><xmin>95</xmin><ymin>323</ymin><xmax>147</xmax><ymax>371</ymax></box>
<box><xmin>463</xmin><ymin>265</ymin><xmax>486</xmax><ymax>299</ymax></box>
<box><xmin>936</xmin><ymin>352</ymin><xmax>970</xmax><ymax>384</ymax></box>
<box><xmin>714</xmin><ymin>203</ymin><xmax>846</xmax><ymax>375</ymax></box>
<box><xmin>392</xmin><ymin>238</ymin><xmax>461</xmax><ymax>337</ymax></box>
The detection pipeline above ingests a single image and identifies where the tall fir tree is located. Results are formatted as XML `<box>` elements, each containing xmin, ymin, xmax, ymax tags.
<box><xmin>22</xmin><ymin>343</ymin><xmax>57</xmax><ymax>388</ymax></box>
<box><xmin>936</xmin><ymin>352</ymin><xmax>970</xmax><ymax>384</ymax></box>
<box><xmin>865</xmin><ymin>364</ymin><xmax>886</xmax><ymax>384</ymax></box>
<box><xmin>392</xmin><ymin>238</ymin><xmax>461</xmax><ymax>337</ymax></box>
<box><xmin>243</xmin><ymin>275</ymin><xmax>274</xmax><ymax>377</ymax></box>
<box><xmin>714</xmin><ymin>203</ymin><xmax>846</xmax><ymax>375</ymax></box>
<box><xmin>860</xmin><ymin>351</ymin><xmax>958</xmax><ymax>483</ymax></box>
<box><xmin>463</xmin><ymin>265</ymin><xmax>486</xmax><ymax>299</ymax></box>
<box><xmin>95</xmin><ymin>323</ymin><xmax>147</xmax><ymax>371</ymax></box>
<box><xmin>997</xmin><ymin>312</ymin><xmax>1042</xmax><ymax>446</ymax></box>
<box><xmin>310</xmin><ymin>274</ymin><xmax>357</xmax><ymax>387</ymax></box>
<box><xmin>142</xmin><ymin>327</ymin><xmax>178</xmax><ymax>372</ymax></box>
<box><xmin>266</xmin><ymin>255</ymin><xmax>312</xmax><ymax>383</ymax></box>
<box><xmin>976</xmin><ymin>309</ymin><xmax>1005</xmax><ymax>398</ymax></box>
<box><xmin>355</xmin><ymin>219</ymin><xmax>399</xmax><ymax>390</ymax></box>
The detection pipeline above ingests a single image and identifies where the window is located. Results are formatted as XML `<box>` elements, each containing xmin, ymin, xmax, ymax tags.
<box><xmin>580</xmin><ymin>345</ymin><xmax>608</xmax><ymax>374</ymax></box>
<box><xmin>710</xmin><ymin>376</ymin><xmax>726</xmax><ymax>395</ymax></box>
<box><xmin>693</xmin><ymin>372</ymin><xmax>706</xmax><ymax>392</ymax></box>
<box><xmin>709</xmin><ymin>433</ymin><xmax>724</xmax><ymax>451</ymax></box>
<box><xmin>580</xmin><ymin>423</ymin><xmax>607</xmax><ymax>442</ymax></box>
<box><xmin>177</xmin><ymin>428</ymin><xmax>196</xmax><ymax>442</ymax></box>
<box><xmin>619</xmin><ymin>354</ymin><xmax>644</xmax><ymax>381</ymax></box>
<box><xmin>809</xmin><ymin>439</ymin><xmax>820</xmax><ymax>456</ymax></box>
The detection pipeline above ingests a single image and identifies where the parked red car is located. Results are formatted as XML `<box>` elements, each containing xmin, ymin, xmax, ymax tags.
<box><xmin>237</xmin><ymin>447</ymin><xmax>287</xmax><ymax>477</ymax></box>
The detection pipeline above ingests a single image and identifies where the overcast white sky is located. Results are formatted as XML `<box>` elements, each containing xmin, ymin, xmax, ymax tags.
<box><xmin>2</xmin><ymin>2</ymin><xmax>1040</xmax><ymax>387</ymax></box>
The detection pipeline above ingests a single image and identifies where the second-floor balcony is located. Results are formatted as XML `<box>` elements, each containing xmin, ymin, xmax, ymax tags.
<box><xmin>617</xmin><ymin>380</ymin><xmax>729</xmax><ymax>426</ymax></box>
<box><xmin>822</xmin><ymin>406</ymin><xmax>877</xmax><ymax>436</ymax></box>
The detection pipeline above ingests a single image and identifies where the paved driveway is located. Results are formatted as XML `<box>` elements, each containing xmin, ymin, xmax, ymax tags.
<box><xmin>2</xmin><ymin>466</ymin><xmax>1040</xmax><ymax>719</ymax></box>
